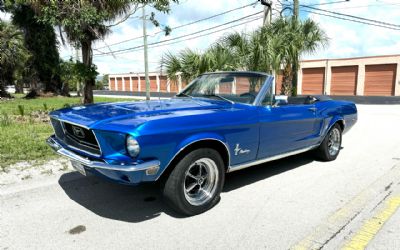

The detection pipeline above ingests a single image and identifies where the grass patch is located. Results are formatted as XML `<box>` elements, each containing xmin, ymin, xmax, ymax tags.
<box><xmin>0</xmin><ymin>95</ymin><xmax>138</xmax><ymax>170</ymax></box>
<box><xmin>1</xmin><ymin>95</ymin><xmax>134</xmax><ymax>116</ymax></box>
<box><xmin>0</xmin><ymin>121</ymin><xmax>53</xmax><ymax>169</ymax></box>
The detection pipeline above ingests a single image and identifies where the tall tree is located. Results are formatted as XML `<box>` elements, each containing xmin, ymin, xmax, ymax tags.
<box><xmin>30</xmin><ymin>0</ymin><xmax>178</xmax><ymax>104</ymax></box>
<box><xmin>0</xmin><ymin>20</ymin><xmax>30</xmax><ymax>97</ymax></box>
<box><xmin>164</xmin><ymin>30</ymin><xmax>277</xmax><ymax>82</ymax></box>
<box><xmin>267</xmin><ymin>17</ymin><xmax>328</xmax><ymax>95</ymax></box>
<box><xmin>5</xmin><ymin>1</ymin><xmax>64</xmax><ymax>95</ymax></box>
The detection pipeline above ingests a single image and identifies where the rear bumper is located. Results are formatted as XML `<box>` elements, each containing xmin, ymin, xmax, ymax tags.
<box><xmin>46</xmin><ymin>135</ymin><xmax>160</xmax><ymax>184</ymax></box>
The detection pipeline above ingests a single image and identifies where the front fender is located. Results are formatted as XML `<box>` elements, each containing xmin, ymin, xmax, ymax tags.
<box><xmin>176</xmin><ymin>132</ymin><xmax>228</xmax><ymax>155</ymax></box>
<box><xmin>154</xmin><ymin>132</ymin><xmax>229</xmax><ymax>180</ymax></box>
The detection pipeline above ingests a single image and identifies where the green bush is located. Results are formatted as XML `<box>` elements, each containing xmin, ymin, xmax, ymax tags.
<box><xmin>17</xmin><ymin>104</ymin><xmax>25</xmax><ymax>116</ymax></box>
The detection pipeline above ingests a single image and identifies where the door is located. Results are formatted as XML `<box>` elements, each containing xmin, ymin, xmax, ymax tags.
<box><xmin>331</xmin><ymin>66</ymin><xmax>358</xmax><ymax>95</ymax></box>
<box><xmin>257</xmin><ymin>104</ymin><xmax>320</xmax><ymax>159</ymax></box>
<box><xmin>302</xmin><ymin>67</ymin><xmax>325</xmax><ymax>95</ymax></box>
<box><xmin>364</xmin><ymin>64</ymin><xmax>396</xmax><ymax>96</ymax></box>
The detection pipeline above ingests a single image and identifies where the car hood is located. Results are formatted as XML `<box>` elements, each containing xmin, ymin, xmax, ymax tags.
<box><xmin>50</xmin><ymin>98</ymin><xmax>234</xmax><ymax>130</ymax></box>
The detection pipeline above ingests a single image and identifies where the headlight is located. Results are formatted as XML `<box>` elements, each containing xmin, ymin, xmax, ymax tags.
<box><xmin>126</xmin><ymin>135</ymin><xmax>140</xmax><ymax>158</ymax></box>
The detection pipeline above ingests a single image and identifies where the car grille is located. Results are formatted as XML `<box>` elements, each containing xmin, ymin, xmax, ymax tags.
<box><xmin>50</xmin><ymin>118</ymin><xmax>101</xmax><ymax>156</ymax></box>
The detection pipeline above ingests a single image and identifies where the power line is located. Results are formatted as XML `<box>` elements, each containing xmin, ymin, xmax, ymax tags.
<box><xmin>300</xmin><ymin>9</ymin><xmax>400</xmax><ymax>31</ymax></box>
<box><xmin>94</xmin><ymin>11</ymin><xmax>263</xmax><ymax>56</ymax></box>
<box><xmin>328</xmin><ymin>2</ymin><xmax>400</xmax><ymax>10</ymax></box>
<box><xmin>276</xmin><ymin>1</ymin><xmax>400</xmax><ymax>29</ymax></box>
<box><xmin>94</xmin><ymin>15</ymin><xmax>263</xmax><ymax>58</ymax></box>
<box><xmin>131</xmin><ymin>16</ymin><xmax>263</xmax><ymax>51</ymax></box>
<box><xmin>300</xmin><ymin>4</ymin><xmax>400</xmax><ymax>28</ymax></box>
<box><xmin>277</xmin><ymin>0</ymin><xmax>349</xmax><ymax>7</ymax></box>
<box><xmin>95</xmin><ymin>1</ymin><xmax>258</xmax><ymax>50</ymax></box>
<box><xmin>301</xmin><ymin>0</ymin><xmax>350</xmax><ymax>7</ymax></box>
<box><xmin>95</xmin><ymin>15</ymin><xmax>263</xmax><ymax>57</ymax></box>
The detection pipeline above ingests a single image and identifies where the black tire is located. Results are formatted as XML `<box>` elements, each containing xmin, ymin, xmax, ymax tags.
<box><xmin>162</xmin><ymin>148</ymin><xmax>225</xmax><ymax>216</ymax></box>
<box><xmin>315</xmin><ymin>123</ymin><xmax>342</xmax><ymax>161</ymax></box>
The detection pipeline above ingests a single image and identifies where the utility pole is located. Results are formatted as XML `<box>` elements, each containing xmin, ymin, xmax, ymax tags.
<box><xmin>142</xmin><ymin>6</ymin><xmax>151</xmax><ymax>101</ymax></box>
<box><xmin>293</xmin><ymin>0</ymin><xmax>299</xmax><ymax>20</ymax></box>
<box><xmin>293</xmin><ymin>0</ymin><xmax>300</xmax><ymax>96</ymax></box>
<box><xmin>75</xmin><ymin>48</ymin><xmax>81</xmax><ymax>97</ymax></box>
<box><xmin>260</xmin><ymin>0</ymin><xmax>272</xmax><ymax>25</ymax></box>
<box><xmin>260</xmin><ymin>0</ymin><xmax>274</xmax><ymax>92</ymax></box>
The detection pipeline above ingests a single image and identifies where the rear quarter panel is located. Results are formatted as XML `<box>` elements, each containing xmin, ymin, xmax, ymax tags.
<box><xmin>315</xmin><ymin>100</ymin><xmax>357</xmax><ymax>140</ymax></box>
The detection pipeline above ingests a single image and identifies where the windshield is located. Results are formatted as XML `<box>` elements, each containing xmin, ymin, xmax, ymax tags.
<box><xmin>178</xmin><ymin>73</ymin><xmax>267</xmax><ymax>104</ymax></box>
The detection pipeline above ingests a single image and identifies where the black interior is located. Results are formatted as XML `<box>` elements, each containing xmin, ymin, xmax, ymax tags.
<box><xmin>286</xmin><ymin>95</ymin><xmax>318</xmax><ymax>105</ymax></box>
<box><xmin>205</xmin><ymin>94</ymin><xmax>321</xmax><ymax>105</ymax></box>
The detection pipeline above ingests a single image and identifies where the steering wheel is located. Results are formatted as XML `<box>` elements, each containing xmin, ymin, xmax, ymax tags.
<box><xmin>239</xmin><ymin>92</ymin><xmax>256</xmax><ymax>103</ymax></box>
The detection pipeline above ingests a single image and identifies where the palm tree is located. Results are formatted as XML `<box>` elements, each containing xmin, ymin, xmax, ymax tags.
<box><xmin>217</xmin><ymin>30</ymin><xmax>277</xmax><ymax>73</ymax></box>
<box><xmin>164</xmin><ymin>30</ymin><xmax>278</xmax><ymax>80</ymax></box>
<box><xmin>267</xmin><ymin>17</ymin><xmax>328</xmax><ymax>95</ymax></box>
<box><xmin>0</xmin><ymin>21</ymin><xmax>30</xmax><ymax>97</ymax></box>
<box><xmin>164</xmin><ymin>47</ymin><xmax>236</xmax><ymax>83</ymax></box>
<box><xmin>164</xmin><ymin>31</ymin><xmax>275</xmax><ymax>81</ymax></box>
<box><xmin>163</xmin><ymin>16</ymin><xmax>327</xmax><ymax>96</ymax></box>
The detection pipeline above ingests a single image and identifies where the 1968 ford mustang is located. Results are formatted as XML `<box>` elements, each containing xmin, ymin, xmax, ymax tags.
<box><xmin>47</xmin><ymin>71</ymin><xmax>357</xmax><ymax>215</ymax></box>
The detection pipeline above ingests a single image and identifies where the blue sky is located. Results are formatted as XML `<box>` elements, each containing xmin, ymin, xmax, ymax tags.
<box><xmin>2</xmin><ymin>0</ymin><xmax>400</xmax><ymax>75</ymax></box>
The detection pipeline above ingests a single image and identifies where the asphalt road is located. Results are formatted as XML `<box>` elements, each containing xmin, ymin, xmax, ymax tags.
<box><xmin>2</xmin><ymin>105</ymin><xmax>400</xmax><ymax>250</ymax></box>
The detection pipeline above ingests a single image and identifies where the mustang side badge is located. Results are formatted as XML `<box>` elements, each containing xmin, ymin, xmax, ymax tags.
<box><xmin>234</xmin><ymin>144</ymin><xmax>250</xmax><ymax>156</ymax></box>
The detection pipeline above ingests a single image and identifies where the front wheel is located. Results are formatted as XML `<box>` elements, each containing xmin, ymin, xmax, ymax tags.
<box><xmin>162</xmin><ymin>148</ymin><xmax>225</xmax><ymax>216</ymax></box>
<box><xmin>315</xmin><ymin>123</ymin><xmax>342</xmax><ymax>161</ymax></box>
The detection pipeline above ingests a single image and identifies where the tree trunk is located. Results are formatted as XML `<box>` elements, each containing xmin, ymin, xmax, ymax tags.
<box><xmin>53</xmin><ymin>75</ymin><xmax>70</xmax><ymax>96</ymax></box>
<box><xmin>281</xmin><ymin>64</ymin><xmax>293</xmax><ymax>96</ymax></box>
<box><xmin>76</xmin><ymin>82</ymin><xmax>81</xmax><ymax>97</ymax></box>
<box><xmin>291</xmin><ymin>57</ymin><xmax>299</xmax><ymax>96</ymax></box>
<box><xmin>15</xmin><ymin>81</ymin><xmax>24</xmax><ymax>94</ymax></box>
<box><xmin>61</xmin><ymin>81</ymin><xmax>70</xmax><ymax>97</ymax></box>
<box><xmin>29</xmin><ymin>75</ymin><xmax>39</xmax><ymax>92</ymax></box>
<box><xmin>81</xmin><ymin>40</ymin><xmax>94</xmax><ymax>104</ymax></box>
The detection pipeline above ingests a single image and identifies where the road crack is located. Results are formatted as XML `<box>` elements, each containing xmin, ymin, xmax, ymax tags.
<box><xmin>318</xmin><ymin>210</ymin><xmax>361</xmax><ymax>250</ymax></box>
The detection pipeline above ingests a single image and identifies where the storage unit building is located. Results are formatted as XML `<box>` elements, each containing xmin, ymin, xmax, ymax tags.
<box><xmin>364</xmin><ymin>64</ymin><xmax>396</xmax><ymax>96</ymax></box>
<box><xmin>330</xmin><ymin>66</ymin><xmax>358</xmax><ymax>96</ymax></box>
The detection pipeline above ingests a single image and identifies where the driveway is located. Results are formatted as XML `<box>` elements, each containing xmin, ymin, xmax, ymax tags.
<box><xmin>1</xmin><ymin>105</ymin><xmax>400</xmax><ymax>249</ymax></box>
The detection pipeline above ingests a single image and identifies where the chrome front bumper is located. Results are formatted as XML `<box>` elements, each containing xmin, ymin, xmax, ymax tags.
<box><xmin>46</xmin><ymin>136</ymin><xmax>160</xmax><ymax>174</ymax></box>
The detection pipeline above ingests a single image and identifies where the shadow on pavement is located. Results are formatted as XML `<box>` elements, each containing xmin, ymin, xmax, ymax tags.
<box><xmin>58</xmin><ymin>173</ymin><xmax>183</xmax><ymax>223</ymax></box>
<box><xmin>58</xmin><ymin>152</ymin><xmax>314</xmax><ymax>223</ymax></box>
<box><xmin>223</xmin><ymin>153</ymin><xmax>314</xmax><ymax>192</ymax></box>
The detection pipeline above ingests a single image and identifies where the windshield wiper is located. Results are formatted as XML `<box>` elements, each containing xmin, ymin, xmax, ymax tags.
<box><xmin>203</xmin><ymin>94</ymin><xmax>235</xmax><ymax>104</ymax></box>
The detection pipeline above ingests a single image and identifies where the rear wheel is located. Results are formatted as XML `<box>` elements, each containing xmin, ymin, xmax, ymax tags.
<box><xmin>162</xmin><ymin>148</ymin><xmax>225</xmax><ymax>216</ymax></box>
<box><xmin>315</xmin><ymin>123</ymin><xmax>342</xmax><ymax>161</ymax></box>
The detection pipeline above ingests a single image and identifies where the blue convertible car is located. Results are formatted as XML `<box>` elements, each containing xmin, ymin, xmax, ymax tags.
<box><xmin>47</xmin><ymin>71</ymin><xmax>357</xmax><ymax>215</ymax></box>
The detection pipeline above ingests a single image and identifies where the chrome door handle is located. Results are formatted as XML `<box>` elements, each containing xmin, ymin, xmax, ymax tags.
<box><xmin>308</xmin><ymin>107</ymin><xmax>317</xmax><ymax>112</ymax></box>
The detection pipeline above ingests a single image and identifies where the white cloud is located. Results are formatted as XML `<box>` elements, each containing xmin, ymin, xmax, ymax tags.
<box><xmin>304</xmin><ymin>0</ymin><xmax>400</xmax><ymax>59</ymax></box>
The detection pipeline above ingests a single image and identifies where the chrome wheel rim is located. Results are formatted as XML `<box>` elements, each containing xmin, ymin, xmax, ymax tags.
<box><xmin>328</xmin><ymin>128</ymin><xmax>341</xmax><ymax>156</ymax></box>
<box><xmin>183</xmin><ymin>158</ymin><xmax>219</xmax><ymax>206</ymax></box>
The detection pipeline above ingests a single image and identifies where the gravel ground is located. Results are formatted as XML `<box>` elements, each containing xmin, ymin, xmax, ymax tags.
<box><xmin>0</xmin><ymin>159</ymin><xmax>72</xmax><ymax>187</ymax></box>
